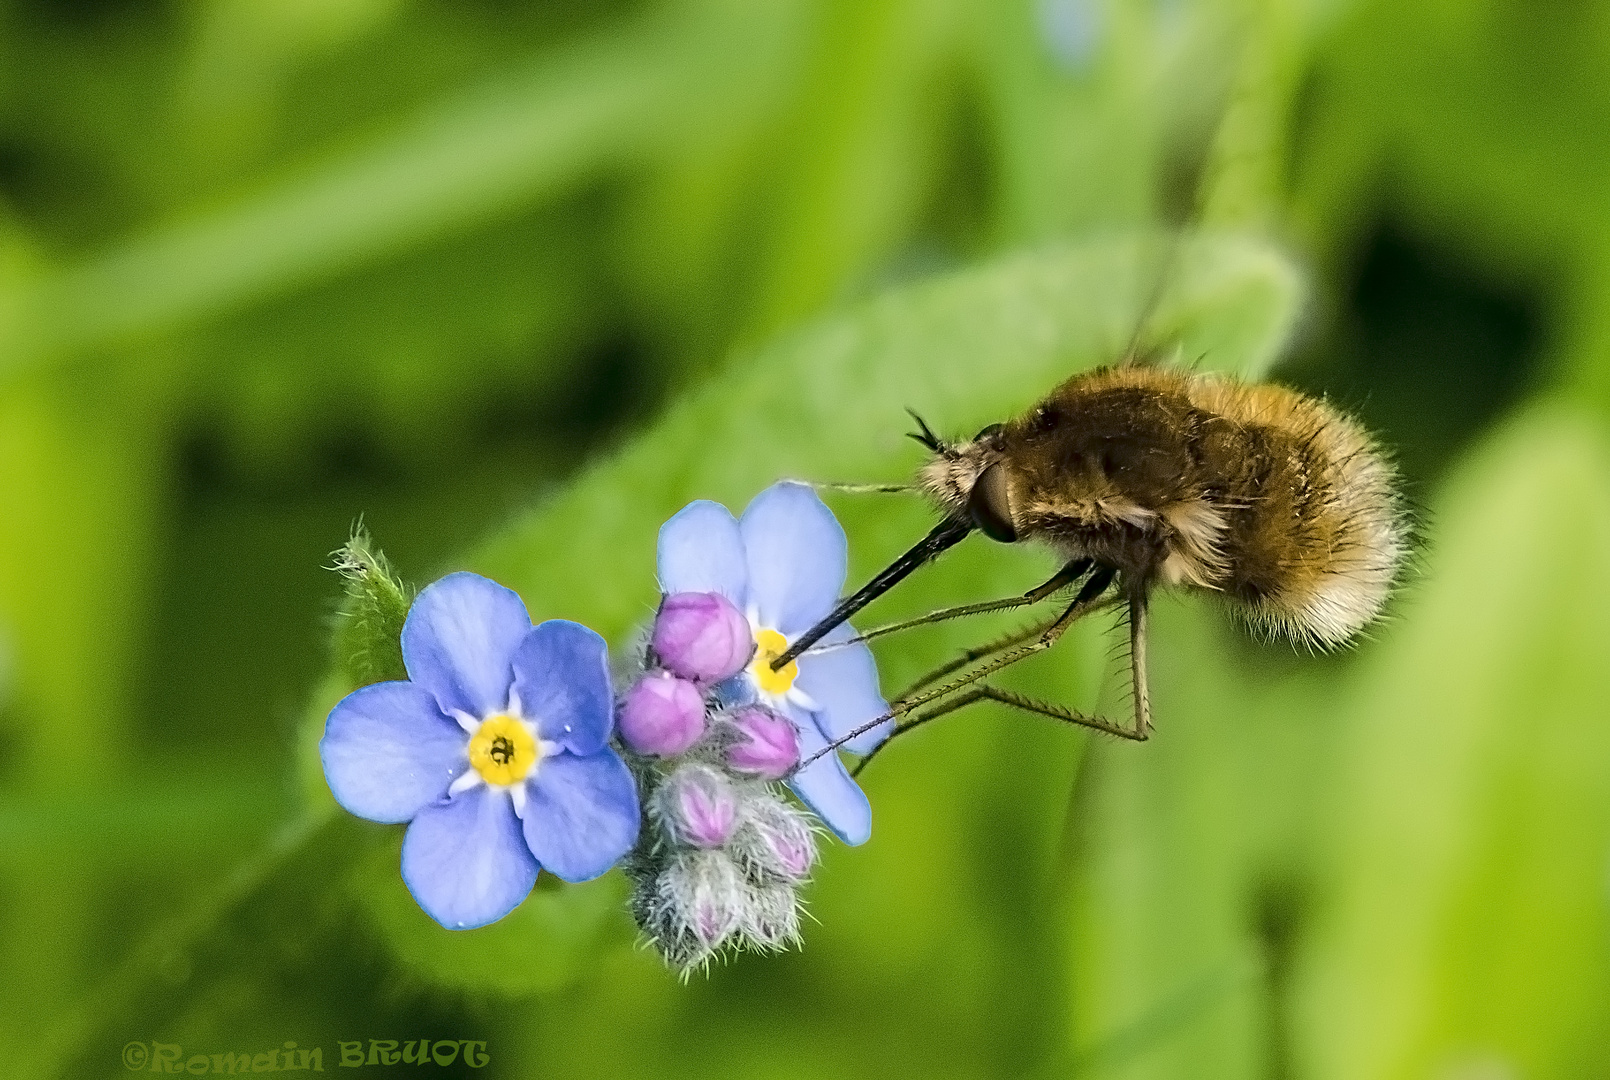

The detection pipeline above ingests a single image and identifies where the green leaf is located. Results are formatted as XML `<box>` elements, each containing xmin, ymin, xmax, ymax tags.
<box><xmin>471</xmin><ymin>230</ymin><xmax>1303</xmax><ymax>631</ymax></box>
<box><xmin>355</xmin><ymin>838</ymin><xmax>636</xmax><ymax>998</ymax></box>
<box><xmin>29</xmin><ymin>811</ymin><xmax>378</xmax><ymax>1080</ymax></box>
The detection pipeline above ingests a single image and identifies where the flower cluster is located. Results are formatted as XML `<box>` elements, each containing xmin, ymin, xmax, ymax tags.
<box><xmin>617</xmin><ymin>590</ymin><xmax>820</xmax><ymax>970</ymax></box>
<box><xmin>316</xmin><ymin>482</ymin><xmax>890</xmax><ymax>968</ymax></box>
<box><xmin>615</xmin><ymin>482</ymin><xmax>890</xmax><ymax>971</ymax></box>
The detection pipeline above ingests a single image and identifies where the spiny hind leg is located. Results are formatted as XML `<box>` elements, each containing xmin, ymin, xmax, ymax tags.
<box><xmin>799</xmin><ymin>567</ymin><xmax>1120</xmax><ymax>769</ymax></box>
<box><xmin>804</xmin><ymin>480</ymin><xmax>915</xmax><ymax>495</ymax></box>
<box><xmin>852</xmin><ymin>684</ymin><xmax>1146</xmax><ymax>778</ymax></box>
<box><xmin>1126</xmin><ymin>578</ymin><xmax>1153</xmax><ymax>739</ymax></box>
<box><xmin>890</xmin><ymin>566</ymin><xmax>1117</xmax><ymax>717</ymax></box>
<box><xmin>813</xmin><ymin>559</ymin><xmax>1094</xmax><ymax>655</ymax></box>
<box><xmin>896</xmin><ymin>614</ymin><xmax>1061</xmax><ymax>699</ymax></box>
<box><xmin>853</xmin><ymin>581</ymin><xmax>1150</xmax><ymax>775</ymax></box>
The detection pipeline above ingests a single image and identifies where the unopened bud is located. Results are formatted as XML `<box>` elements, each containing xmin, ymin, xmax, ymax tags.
<box><xmin>618</xmin><ymin>670</ymin><xmax>705</xmax><ymax>756</ymax></box>
<box><xmin>725</xmin><ymin>706</ymin><xmax>799</xmax><ymax>779</ymax></box>
<box><xmin>740</xmin><ymin>882</ymin><xmax>802</xmax><ymax>950</ymax></box>
<box><xmin>652</xmin><ymin>592</ymin><xmax>754</xmax><ymax>684</ymax></box>
<box><xmin>751</xmin><ymin>797</ymin><xmax>818</xmax><ymax>881</ymax></box>
<box><xmin>665</xmin><ymin>850</ymin><xmax>744</xmax><ymax>951</ymax></box>
<box><xmin>660</xmin><ymin>764</ymin><xmax>739</xmax><ymax>848</ymax></box>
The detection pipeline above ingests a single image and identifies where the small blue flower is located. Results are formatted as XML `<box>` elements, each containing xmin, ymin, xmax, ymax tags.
<box><xmin>321</xmin><ymin>572</ymin><xmax>640</xmax><ymax>929</ymax></box>
<box><xmin>656</xmin><ymin>481</ymin><xmax>891</xmax><ymax>846</ymax></box>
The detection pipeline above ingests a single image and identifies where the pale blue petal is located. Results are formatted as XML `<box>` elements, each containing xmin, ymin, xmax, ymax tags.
<box><xmin>711</xmin><ymin>673</ymin><xmax>757</xmax><ymax>710</ymax></box>
<box><xmin>320</xmin><ymin>681</ymin><xmax>467</xmax><ymax>824</ymax></box>
<box><xmin>739</xmin><ymin>482</ymin><xmax>846</xmax><ymax>636</ymax></box>
<box><xmin>657</xmin><ymin>500</ymin><xmax>749</xmax><ymax>604</ymax></box>
<box><xmin>787</xmin><ymin>712</ymin><xmax>872</xmax><ymax>846</ymax></box>
<box><xmin>510</xmin><ymin>620</ymin><xmax>613</xmax><ymax>755</ymax></box>
<box><xmin>794</xmin><ymin>622</ymin><xmax>892</xmax><ymax>755</ymax></box>
<box><xmin>401</xmin><ymin>572</ymin><xmax>531</xmax><ymax>718</ymax></box>
<box><xmin>523</xmin><ymin>750</ymin><xmax>641</xmax><ymax>882</ymax></box>
<box><xmin>400</xmin><ymin>786</ymin><xmax>538</xmax><ymax>929</ymax></box>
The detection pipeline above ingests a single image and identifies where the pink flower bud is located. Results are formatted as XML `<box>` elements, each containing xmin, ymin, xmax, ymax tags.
<box><xmin>663</xmin><ymin>765</ymin><xmax>738</xmax><ymax>848</ymax></box>
<box><xmin>692</xmin><ymin>892</ymin><xmax>734</xmax><ymax>947</ymax></box>
<box><xmin>751</xmin><ymin>801</ymin><xmax>817</xmax><ymax>881</ymax></box>
<box><xmin>768</xmin><ymin>830</ymin><xmax>814</xmax><ymax>879</ymax></box>
<box><xmin>652</xmin><ymin>591</ymin><xmax>754</xmax><ymax>684</ymax></box>
<box><xmin>670</xmin><ymin>851</ymin><xmax>742</xmax><ymax>949</ymax></box>
<box><xmin>617</xmin><ymin>670</ymin><xmax>705</xmax><ymax>757</ymax></box>
<box><xmin>725</xmin><ymin>707</ymin><xmax>799</xmax><ymax>779</ymax></box>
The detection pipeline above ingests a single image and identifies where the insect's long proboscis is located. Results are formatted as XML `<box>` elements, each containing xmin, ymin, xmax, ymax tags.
<box><xmin>770</xmin><ymin>515</ymin><xmax>974</xmax><ymax>670</ymax></box>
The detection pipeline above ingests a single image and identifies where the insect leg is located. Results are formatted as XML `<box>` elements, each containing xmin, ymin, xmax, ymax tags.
<box><xmin>897</xmin><ymin>613</ymin><xmax>1063</xmax><ymax>697</ymax></box>
<box><xmin>892</xmin><ymin>565</ymin><xmax>1117</xmax><ymax>715</ymax></box>
<box><xmin>1126</xmin><ymin>579</ymin><xmax>1153</xmax><ymax>739</ymax></box>
<box><xmin>805</xmin><ymin>480</ymin><xmax>915</xmax><ymax>494</ymax></box>
<box><xmin>852</xmin><ymin>683</ymin><xmax>1146</xmax><ymax>777</ymax></box>
<box><xmin>806</xmin><ymin>559</ymin><xmax>1093</xmax><ymax>655</ymax></box>
<box><xmin>796</xmin><ymin>566</ymin><xmax>1118</xmax><ymax>769</ymax></box>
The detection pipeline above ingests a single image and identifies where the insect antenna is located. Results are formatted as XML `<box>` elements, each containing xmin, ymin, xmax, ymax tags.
<box><xmin>770</xmin><ymin>514</ymin><xmax>974</xmax><ymax>670</ymax></box>
<box><xmin>904</xmin><ymin>408</ymin><xmax>949</xmax><ymax>455</ymax></box>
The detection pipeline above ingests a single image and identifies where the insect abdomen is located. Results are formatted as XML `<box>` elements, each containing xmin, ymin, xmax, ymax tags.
<box><xmin>1188</xmin><ymin>380</ymin><xmax>1405</xmax><ymax>648</ymax></box>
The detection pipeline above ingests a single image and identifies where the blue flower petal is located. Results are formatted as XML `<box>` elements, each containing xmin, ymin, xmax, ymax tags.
<box><xmin>522</xmin><ymin>750</ymin><xmax>641</xmax><ymax>882</ymax></box>
<box><xmin>794</xmin><ymin>622</ymin><xmax>892</xmax><ymax>755</ymax></box>
<box><xmin>510</xmin><ymin>620</ymin><xmax>613</xmax><ymax>755</ymax></box>
<box><xmin>740</xmin><ymin>482</ymin><xmax>847</xmax><ymax>637</ymax></box>
<box><xmin>711</xmin><ymin>673</ymin><xmax>757</xmax><ymax>710</ymax></box>
<box><xmin>320</xmin><ymin>681</ymin><xmax>468</xmax><ymax>824</ymax></box>
<box><xmin>401</xmin><ymin>572</ymin><xmax>531</xmax><ymax>719</ymax></box>
<box><xmin>400</xmin><ymin>786</ymin><xmax>538</xmax><ymax>929</ymax></box>
<box><xmin>657</xmin><ymin>500</ymin><xmax>749</xmax><ymax>604</ymax></box>
<box><xmin>788</xmin><ymin>712</ymin><xmax>872</xmax><ymax>846</ymax></box>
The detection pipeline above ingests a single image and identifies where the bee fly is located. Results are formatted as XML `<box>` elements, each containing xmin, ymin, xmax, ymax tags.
<box><xmin>774</xmin><ymin>359</ymin><xmax>1408</xmax><ymax>772</ymax></box>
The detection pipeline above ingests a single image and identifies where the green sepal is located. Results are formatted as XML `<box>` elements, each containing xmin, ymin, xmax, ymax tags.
<box><xmin>329</xmin><ymin>527</ymin><xmax>413</xmax><ymax>687</ymax></box>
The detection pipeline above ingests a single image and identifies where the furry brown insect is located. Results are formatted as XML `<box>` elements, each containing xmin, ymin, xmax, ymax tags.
<box><xmin>775</xmin><ymin>360</ymin><xmax>1407</xmax><ymax>764</ymax></box>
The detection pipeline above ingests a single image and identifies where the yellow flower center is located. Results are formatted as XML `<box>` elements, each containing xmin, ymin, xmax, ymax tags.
<box><xmin>750</xmin><ymin>628</ymin><xmax>798</xmax><ymax>697</ymax></box>
<box><xmin>467</xmin><ymin>714</ymin><xmax>538</xmax><ymax>785</ymax></box>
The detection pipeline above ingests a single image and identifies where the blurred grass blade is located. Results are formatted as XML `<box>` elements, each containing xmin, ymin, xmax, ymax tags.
<box><xmin>2</xmin><ymin>2</ymin><xmax>792</xmax><ymax>373</ymax></box>
<box><xmin>1059</xmin><ymin>591</ymin><xmax>1347</xmax><ymax>1079</ymax></box>
<box><xmin>1062</xmin><ymin>954</ymin><xmax>1264</xmax><ymax>1077</ymax></box>
<box><xmin>1299</xmin><ymin>403</ymin><xmax>1610</xmax><ymax>1079</ymax></box>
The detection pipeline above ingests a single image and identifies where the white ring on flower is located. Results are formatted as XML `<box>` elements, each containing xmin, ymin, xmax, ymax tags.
<box><xmin>742</xmin><ymin>611</ymin><xmax>819</xmax><ymax>714</ymax></box>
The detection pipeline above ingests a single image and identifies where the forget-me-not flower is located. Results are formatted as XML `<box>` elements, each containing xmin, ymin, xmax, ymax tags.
<box><xmin>321</xmin><ymin>572</ymin><xmax>640</xmax><ymax>929</ymax></box>
<box><xmin>656</xmin><ymin>481</ymin><xmax>891</xmax><ymax>845</ymax></box>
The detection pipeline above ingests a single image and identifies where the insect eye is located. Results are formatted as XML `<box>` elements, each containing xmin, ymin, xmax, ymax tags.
<box><xmin>973</xmin><ymin>423</ymin><xmax>1004</xmax><ymax>442</ymax></box>
<box><xmin>968</xmin><ymin>462</ymin><xmax>1018</xmax><ymax>543</ymax></box>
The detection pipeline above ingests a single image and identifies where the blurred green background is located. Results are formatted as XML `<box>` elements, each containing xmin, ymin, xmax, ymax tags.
<box><xmin>3</xmin><ymin>0</ymin><xmax>1609</xmax><ymax>1077</ymax></box>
